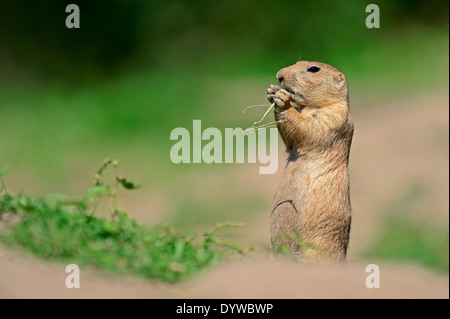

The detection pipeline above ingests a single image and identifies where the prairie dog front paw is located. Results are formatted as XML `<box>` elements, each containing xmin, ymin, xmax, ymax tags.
<box><xmin>267</xmin><ymin>84</ymin><xmax>280</xmax><ymax>103</ymax></box>
<box><xmin>272</xmin><ymin>89</ymin><xmax>292</xmax><ymax>110</ymax></box>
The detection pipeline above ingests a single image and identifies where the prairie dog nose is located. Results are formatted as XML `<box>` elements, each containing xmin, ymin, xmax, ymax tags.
<box><xmin>276</xmin><ymin>68</ymin><xmax>287</xmax><ymax>85</ymax></box>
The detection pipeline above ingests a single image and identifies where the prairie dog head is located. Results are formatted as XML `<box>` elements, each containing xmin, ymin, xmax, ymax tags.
<box><xmin>276</xmin><ymin>61</ymin><xmax>348</xmax><ymax>108</ymax></box>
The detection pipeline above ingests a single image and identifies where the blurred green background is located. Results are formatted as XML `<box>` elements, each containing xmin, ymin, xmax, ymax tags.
<box><xmin>0</xmin><ymin>0</ymin><xmax>448</xmax><ymax>272</ymax></box>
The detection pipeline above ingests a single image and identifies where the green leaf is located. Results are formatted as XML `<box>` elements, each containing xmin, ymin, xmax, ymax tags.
<box><xmin>116</xmin><ymin>176</ymin><xmax>141</xmax><ymax>190</ymax></box>
<box><xmin>0</xmin><ymin>166</ymin><xmax>9</xmax><ymax>179</ymax></box>
<box><xmin>85</xmin><ymin>184</ymin><xmax>110</xmax><ymax>199</ymax></box>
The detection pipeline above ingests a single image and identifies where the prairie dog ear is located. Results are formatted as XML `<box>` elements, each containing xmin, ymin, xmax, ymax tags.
<box><xmin>334</xmin><ymin>72</ymin><xmax>346</xmax><ymax>87</ymax></box>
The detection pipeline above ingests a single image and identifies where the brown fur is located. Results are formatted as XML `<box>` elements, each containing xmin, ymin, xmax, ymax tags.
<box><xmin>267</xmin><ymin>61</ymin><xmax>354</xmax><ymax>264</ymax></box>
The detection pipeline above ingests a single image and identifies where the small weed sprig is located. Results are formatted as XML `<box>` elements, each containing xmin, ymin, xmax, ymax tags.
<box><xmin>242</xmin><ymin>102</ymin><xmax>282</xmax><ymax>133</ymax></box>
<box><xmin>88</xmin><ymin>158</ymin><xmax>140</xmax><ymax>218</ymax></box>
<box><xmin>204</xmin><ymin>222</ymin><xmax>252</xmax><ymax>255</ymax></box>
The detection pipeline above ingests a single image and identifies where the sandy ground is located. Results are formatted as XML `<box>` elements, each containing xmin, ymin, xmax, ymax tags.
<box><xmin>0</xmin><ymin>89</ymin><xmax>448</xmax><ymax>299</ymax></box>
<box><xmin>0</xmin><ymin>246</ymin><xmax>448</xmax><ymax>299</ymax></box>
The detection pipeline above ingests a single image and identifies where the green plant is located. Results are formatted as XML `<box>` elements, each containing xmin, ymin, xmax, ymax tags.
<box><xmin>0</xmin><ymin>159</ymin><xmax>248</xmax><ymax>282</ymax></box>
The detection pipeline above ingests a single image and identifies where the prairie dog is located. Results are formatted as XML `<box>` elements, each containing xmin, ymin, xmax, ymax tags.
<box><xmin>267</xmin><ymin>61</ymin><xmax>354</xmax><ymax>264</ymax></box>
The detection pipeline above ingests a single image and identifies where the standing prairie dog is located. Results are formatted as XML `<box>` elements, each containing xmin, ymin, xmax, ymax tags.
<box><xmin>267</xmin><ymin>61</ymin><xmax>354</xmax><ymax>264</ymax></box>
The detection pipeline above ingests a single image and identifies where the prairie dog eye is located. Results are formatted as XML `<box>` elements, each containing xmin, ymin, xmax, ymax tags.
<box><xmin>307</xmin><ymin>66</ymin><xmax>321</xmax><ymax>73</ymax></box>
